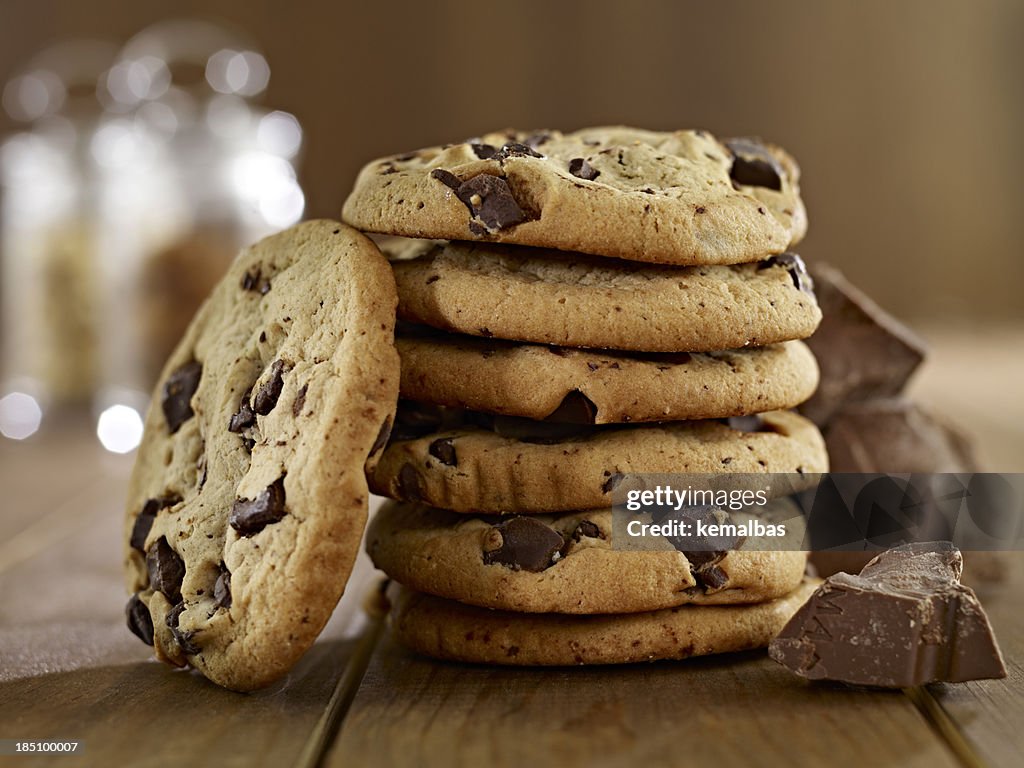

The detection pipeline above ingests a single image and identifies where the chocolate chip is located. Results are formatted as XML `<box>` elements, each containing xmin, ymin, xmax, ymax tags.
<box><xmin>494</xmin><ymin>141</ymin><xmax>543</xmax><ymax>160</ymax></box>
<box><xmin>397</xmin><ymin>463</ymin><xmax>424</xmax><ymax>502</ymax></box>
<box><xmin>146</xmin><ymin>536</ymin><xmax>186</xmax><ymax>602</ymax></box>
<box><xmin>230</xmin><ymin>476</ymin><xmax>287</xmax><ymax>536</ymax></box>
<box><xmin>471</xmin><ymin>143</ymin><xmax>497</xmax><ymax>159</ymax></box>
<box><xmin>369</xmin><ymin>416</ymin><xmax>392</xmax><ymax>456</ymax></box>
<box><xmin>544</xmin><ymin>390</ymin><xmax>598</xmax><ymax>424</ymax></box>
<box><xmin>242</xmin><ymin>437</ymin><xmax>256</xmax><ymax>452</ymax></box>
<box><xmin>213</xmin><ymin>564</ymin><xmax>232</xmax><ymax>609</ymax></box>
<box><xmin>482</xmin><ymin>517</ymin><xmax>565</xmax><ymax>572</ymax></box>
<box><xmin>253</xmin><ymin>360</ymin><xmax>287</xmax><ymax>415</ymax></box>
<box><xmin>241</xmin><ymin>268</ymin><xmax>271</xmax><ymax>295</ymax></box>
<box><xmin>165</xmin><ymin>602</ymin><xmax>199</xmax><ymax>655</ymax></box>
<box><xmin>572</xmin><ymin>520</ymin><xmax>604</xmax><ymax>541</ymax></box>
<box><xmin>568</xmin><ymin>158</ymin><xmax>600</xmax><ymax>181</ymax></box>
<box><xmin>524</xmin><ymin>131</ymin><xmax>552</xmax><ymax>148</ymax></box>
<box><xmin>292</xmin><ymin>384</ymin><xmax>308</xmax><ymax>418</ymax></box>
<box><xmin>228</xmin><ymin>399</ymin><xmax>256</xmax><ymax>432</ymax></box>
<box><xmin>602</xmin><ymin>474</ymin><xmax>623</xmax><ymax>494</ymax></box>
<box><xmin>758</xmin><ymin>253</ymin><xmax>813</xmax><ymax>294</ymax></box>
<box><xmin>162</xmin><ymin>361</ymin><xmax>202</xmax><ymax>434</ymax></box>
<box><xmin>428</xmin><ymin>437</ymin><xmax>457</xmax><ymax>466</ymax></box>
<box><xmin>725</xmin><ymin>138</ymin><xmax>783</xmax><ymax>191</ymax></box>
<box><xmin>126</xmin><ymin>594</ymin><xmax>154</xmax><ymax>645</ymax></box>
<box><xmin>130</xmin><ymin>496</ymin><xmax>180</xmax><ymax>553</ymax></box>
<box><xmin>455</xmin><ymin>174</ymin><xmax>526</xmax><ymax>232</ymax></box>
<box><xmin>430</xmin><ymin>168</ymin><xmax>462</xmax><ymax>190</ymax></box>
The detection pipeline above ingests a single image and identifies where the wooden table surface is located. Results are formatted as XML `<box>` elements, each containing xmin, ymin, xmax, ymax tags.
<box><xmin>1</xmin><ymin>331</ymin><xmax>1022</xmax><ymax>767</ymax></box>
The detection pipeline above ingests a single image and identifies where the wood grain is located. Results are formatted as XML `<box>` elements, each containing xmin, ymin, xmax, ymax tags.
<box><xmin>327</xmin><ymin>636</ymin><xmax>960</xmax><ymax>768</ymax></box>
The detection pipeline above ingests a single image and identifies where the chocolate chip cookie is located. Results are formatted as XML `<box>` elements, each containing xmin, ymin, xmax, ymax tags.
<box><xmin>386</xmin><ymin>240</ymin><xmax>820</xmax><ymax>352</ymax></box>
<box><xmin>369</xmin><ymin>407</ymin><xmax>828</xmax><ymax>513</ymax></box>
<box><xmin>367</xmin><ymin>503</ymin><xmax>808</xmax><ymax>613</ymax></box>
<box><xmin>389</xmin><ymin>579</ymin><xmax>819</xmax><ymax>665</ymax></box>
<box><xmin>397</xmin><ymin>330</ymin><xmax>819</xmax><ymax>423</ymax></box>
<box><xmin>343</xmin><ymin>127</ymin><xmax>806</xmax><ymax>265</ymax></box>
<box><xmin>123</xmin><ymin>220</ymin><xmax>400</xmax><ymax>691</ymax></box>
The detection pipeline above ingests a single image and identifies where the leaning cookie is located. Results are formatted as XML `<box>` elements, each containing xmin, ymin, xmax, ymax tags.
<box><xmin>389</xmin><ymin>580</ymin><xmax>820</xmax><ymax>666</ymax></box>
<box><xmin>387</xmin><ymin>241</ymin><xmax>820</xmax><ymax>352</ymax></box>
<box><xmin>343</xmin><ymin>127</ymin><xmax>806</xmax><ymax>265</ymax></box>
<box><xmin>369</xmin><ymin>409</ymin><xmax>828</xmax><ymax>513</ymax></box>
<box><xmin>123</xmin><ymin>221</ymin><xmax>400</xmax><ymax>691</ymax></box>
<box><xmin>398</xmin><ymin>331</ymin><xmax>819</xmax><ymax>423</ymax></box>
<box><xmin>367</xmin><ymin>503</ymin><xmax>808</xmax><ymax>613</ymax></box>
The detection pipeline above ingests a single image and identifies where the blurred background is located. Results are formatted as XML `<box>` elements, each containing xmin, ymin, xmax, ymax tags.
<box><xmin>0</xmin><ymin>0</ymin><xmax>1021</xmax><ymax>465</ymax></box>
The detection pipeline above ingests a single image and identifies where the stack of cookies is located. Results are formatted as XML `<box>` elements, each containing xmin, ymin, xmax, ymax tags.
<box><xmin>342</xmin><ymin>127</ymin><xmax>830</xmax><ymax>665</ymax></box>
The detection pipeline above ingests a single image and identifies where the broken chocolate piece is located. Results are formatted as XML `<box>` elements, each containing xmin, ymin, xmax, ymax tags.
<box><xmin>252</xmin><ymin>360</ymin><xmax>287</xmax><ymax>415</ymax></box>
<box><xmin>568</xmin><ymin>158</ymin><xmax>600</xmax><ymax>181</ymax></box>
<box><xmin>162</xmin><ymin>361</ymin><xmax>202</xmax><ymax>433</ymax></box>
<box><xmin>146</xmin><ymin>536</ymin><xmax>186</xmax><ymax>602</ymax></box>
<box><xmin>213</xmin><ymin>564</ymin><xmax>232</xmax><ymax>609</ymax></box>
<box><xmin>430</xmin><ymin>168</ymin><xmax>462</xmax><ymax>190</ymax></box>
<box><xmin>471</xmin><ymin>143</ymin><xmax>497</xmax><ymax>159</ymax></box>
<box><xmin>130</xmin><ymin>496</ymin><xmax>180</xmax><ymax>553</ymax></box>
<box><xmin>428</xmin><ymin>437</ymin><xmax>457</xmax><ymax>466</ymax></box>
<box><xmin>770</xmin><ymin>542</ymin><xmax>1006</xmax><ymax>686</ymax></box>
<box><xmin>799</xmin><ymin>263</ymin><xmax>927</xmax><ymax>426</ymax></box>
<box><xmin>758</xmin><ymin>253</ymin><xmax>813</xmax><ymax>294</ymax></box>
<box><xmin>572</xmin><ymin>520</ymin><xmax>603</xmax><ymax>541</ymax></box>
<box><xmin>455</xmin><ymin>174</ymin><xmax>526</xmax><ymax>232</ymax></box>
<box><xmin>397</xmin><ymin>463</ymin><xmax>424</xmax><ymax>502</ymax></box>
<box><xmin>126</xmin><ymin>594</ymin><xmax>154</xmax><ymax>645</ymax></box>
<box><xmin>482</xmin><ymin>517</ymin><xmax>564</xmax><ymax>572</ymax></box>
<box><xmin>228</xmin><ymin>398</ymin><xmax>256</xmax><ymax>432</ymax></box>
<box><xmin>165</xmin><ymin>602</ymin><xmax>200</xmax><ymax>655</ymax></box>
<box><xmin>291</xmin><ymin>383</ymin><xmax>308</xmax><ymax>418</ymax></box>
<box><xmin>544</xmin><ymin>390</ymin><xmax>599</xmax><ymax>424</ymax></box>
<box><xmin>230</xmin><ymin>476</ymin><xmax>288</xmax><ymax>536</ymax></box>
<box><xmin>824</xmin><ymin>398</ymin><xmax>977</xmax><ymax>473</ymax></box>
<box><xmin>725</xmin><ymin>138</ymin><xmax>783</xmax><ymax>191</ymax></box>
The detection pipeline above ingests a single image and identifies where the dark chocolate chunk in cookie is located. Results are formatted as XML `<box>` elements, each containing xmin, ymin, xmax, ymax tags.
<box><xmin>162</xmin><ymin>361</ymin><xmax>202</xmax><ymax>434</ymax></box>
<box><xmin>130</xmin><ymin>496</ymin><xmax>181</xmax><ymax>553</ymax></box>
<box><xmin>228</xmin><ymin>398</ymin><xmax>256</xmax><ymax>432</ymax></box>
<box><xmin>397</xmin><ymin>463</ymin><xmax>424</xmax><ymax>502</ymax></box>
<box><xmin>253</xmin><ymin>360</ymin><xmax>287</xmax><ymax>415</ymax></box>
<box><xmin>572</xmin><ymin>519</ymin><xmax>603</xmax><ymax>541</ymax></box>
<box><xmin>230</xmin><ymin>476</ymin><xmax>288</xmax><ymax>536</ymax></box>
<box><xmin>544</xmin><ymin>390</ymin><xmax>599</xmax><ymax>424</ymax></box>
<box><xmin>146</xmin><ymin>536</ymin><xmax>186</xmax><ymax>603</ymax></box>
<box><xmin>166</xmin><ymin>602</ymin><xmax>200</xmax><ymax>655</ymax></box>
<box><xmin>759</xmin><ymin>253</ymin><xmax>813</xmax><ymax>294</ymax></box>
<box><xmin>213</xmin><ymin>564</ymin><xmax>232</xmax><ymax>610</ymax></box>
<box><xmin>725</xmin><ymin>138</ymin><xmax>783</xmax><ymax>191</ymax></box>
<box><xmin>482</xmin><ymin>517</ymin><xmax>564</xmax><ymax>572</ymax></box>
<box><xmin>568</xmin><ymin>157</ymin><xmax>600</xmax><ymax>181</ymax></box>
<box><xmin>428</xmin><ymin>438</ymin><xmax>457</xmax><ymax>466</ymax></box>
<box><xmin>455</xmin><ymin>175</ymin><xmax>526</xmax><ymax>232</ymax></box>
<box><xmin>126</xmin><ymin>593</ymin><xmax>155</xmax><ymax>645</ymax></box>
<box><xmin>241</xmin><ymin>268</ymin><xmax>271</xmax><ymax>295</ymax></box>
<box><xmin>471</xmin><ymin>143</ymin><xmax>497</xmax><ymax>159</ymax></box>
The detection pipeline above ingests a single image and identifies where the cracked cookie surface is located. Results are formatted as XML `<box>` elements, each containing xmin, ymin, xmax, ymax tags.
<box><xmin>343</xmin><ymin>127</ymin><xmax>806</xmax><ymax>265</ymax></box>
<box><xmin>367</xmin><ymin>503</ymin><xmax>808</xmax><ymax>613</ymax></box>
<box><xmin>123</xmin><ymin>220</ymin><xmax>400</xmax><ymax>691</ymax></box>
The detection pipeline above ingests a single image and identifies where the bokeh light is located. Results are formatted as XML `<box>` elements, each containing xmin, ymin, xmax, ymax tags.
<box><xmin>96</xmin><ymin>404</ymin><xmax>144</xmax><ymax>453</ymax></box>
<box><xmin>0</xmin><ymin>392</ymin><xmax>44</xmax><ymax>440</ymax></box>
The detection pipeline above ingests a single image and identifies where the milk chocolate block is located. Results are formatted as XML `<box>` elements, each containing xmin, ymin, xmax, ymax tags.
<box><xmin>824</xmin><ymin>398</ymin><xmax>978</xmax><ymax>473</ymax></box>
<box><xmin>800</xmin><ymin>263</ymin><xmax>927</xmax><ymax>426</ymax></box>
<box><xmin>770</xmin><ymin>542</ymin><xmax>1006</xmax><ymax>687</ymax></box>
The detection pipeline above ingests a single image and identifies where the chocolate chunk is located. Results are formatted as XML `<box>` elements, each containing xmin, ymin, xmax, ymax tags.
<box><xmin>241</xmin><ymin>268</ymin><xmax>271</xmax><ymax>295</ymax></box>
<box><xmin>369</xmin><ymin>416</ymin><xmax>392</xmax><ymax>456</ymax></box>
<box><xmin>471</xmin><ymin>143</ymin><xmax>497</xmax><ymax>159</ymax></box>
<box><xmin>161</xmin><ymin>361</ymin><xmax>202</xmax><ymax>433</ymax></box>
<box><xmin>482</xmin><ymin>517</ymin><xmax>565</xmax><ymax>572</ymax></box>
<box><xmin>493</xmin><ymin>142</ymin><xmax>543</xmax><ymax>160</ymax></box>
<box><xmin>213</xmin><ymin>564</ymin><xmax>232</xmax><ymax>610</ymax></box>
<box><xmin>725</xmin><ymin>138</ymin><xmax>783</xmax><ymax>191</ymax></box>
<box><xmin>602</xmin><ymin>474</ymin><xmax>623</xmax><ymax>494</ymax></box>
<box><xmin>799</xmin><ymin>263</ymin><xmax>928</xmax><ymax>426</ymax></box>
<box><xmin>824</xmin><ymin>398</ymin><xmax>978</xmax><ymax>473</ymax></box>
<box><xmin>230</xmin><ymin>476</ymin><xmax>287</xmax><ymax>536</ymax></box>
<box><xmin>524</xmin><ymin>131</ymin><xmax>552</xmax><ymax>148</ymax></box>
<box><xmin>568</xmin><ymin>158</ymin><xmax>600</xmax><ymax>181</ymax></box>
<box><xmin>228</xmin><ymin>399</ymin><xmax>256</xmax><ymax>432</ymax></box>
<box><xmin>455</xmin><ymin>174</ymin><xmax>526</xmax><ymax>232</ymax></box>
<box><xmin>130</xmin><ymin>496</ymin><xmax>180</xmax><ymax>553</ymax></box>
<box><xmin>292</xmin><ymin>383</ymin><xmax>308</xmax><ymax>418</ymax></box>
<box><xmin>698</xmin><ymin>565</ymin><xmax>729</xmax><ymax>590</ymax></box>
<box><xmin>165</xmin><ymin>602</ymin><xmax>200</xmax><ymax>655</ymax></box>
<box><xmin>758</xmin><ymin>253</ymin><xmax>813</xmax><ymax>294</ymax></box>
<box><xmin>428</xmin><ymin>437</ymin><xmax>457</xmax><ymax>466</ymax></box>
<box><xmin>572</xmin><ymin>520</ymin><xmax>603</xmax><ymax>541</ymax></box>
<box><xmin>544</xmin><ymin>390</ymin><xmax>598</xmax><ymax>424</ymax></box>
<box><xmin>396</xmin><ymin>463</ymin><xmax>424</xmax><ymax>502</ymax></box>
<box><xmin>125</xmin><ymin>594</ymin><xmax>154</xmax><ymax>645</ymax></box>
<box><xmin>770</xmin><ymin>543</ymin><xmax>1007</xmax><ymax>686</ymax></box>
<box><xmin>430</xmin><ymin>168</ymin><xmax>462</xmax><ymax>190</ymax></box>
<box><xmin>252</xmin><ymin>360</ymin><xmax>286</xmax><ymax>415</ymax></box>
<box><xmin>146</xmin><ymin>536</ymin><xmax>185</xmax><ymax>602</ymax></box>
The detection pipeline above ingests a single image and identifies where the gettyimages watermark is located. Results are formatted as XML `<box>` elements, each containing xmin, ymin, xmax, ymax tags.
<box><xmin>610</xmin><ymin>473</ymin><xmax>1024</xmax><ymax>553</ymax></box>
